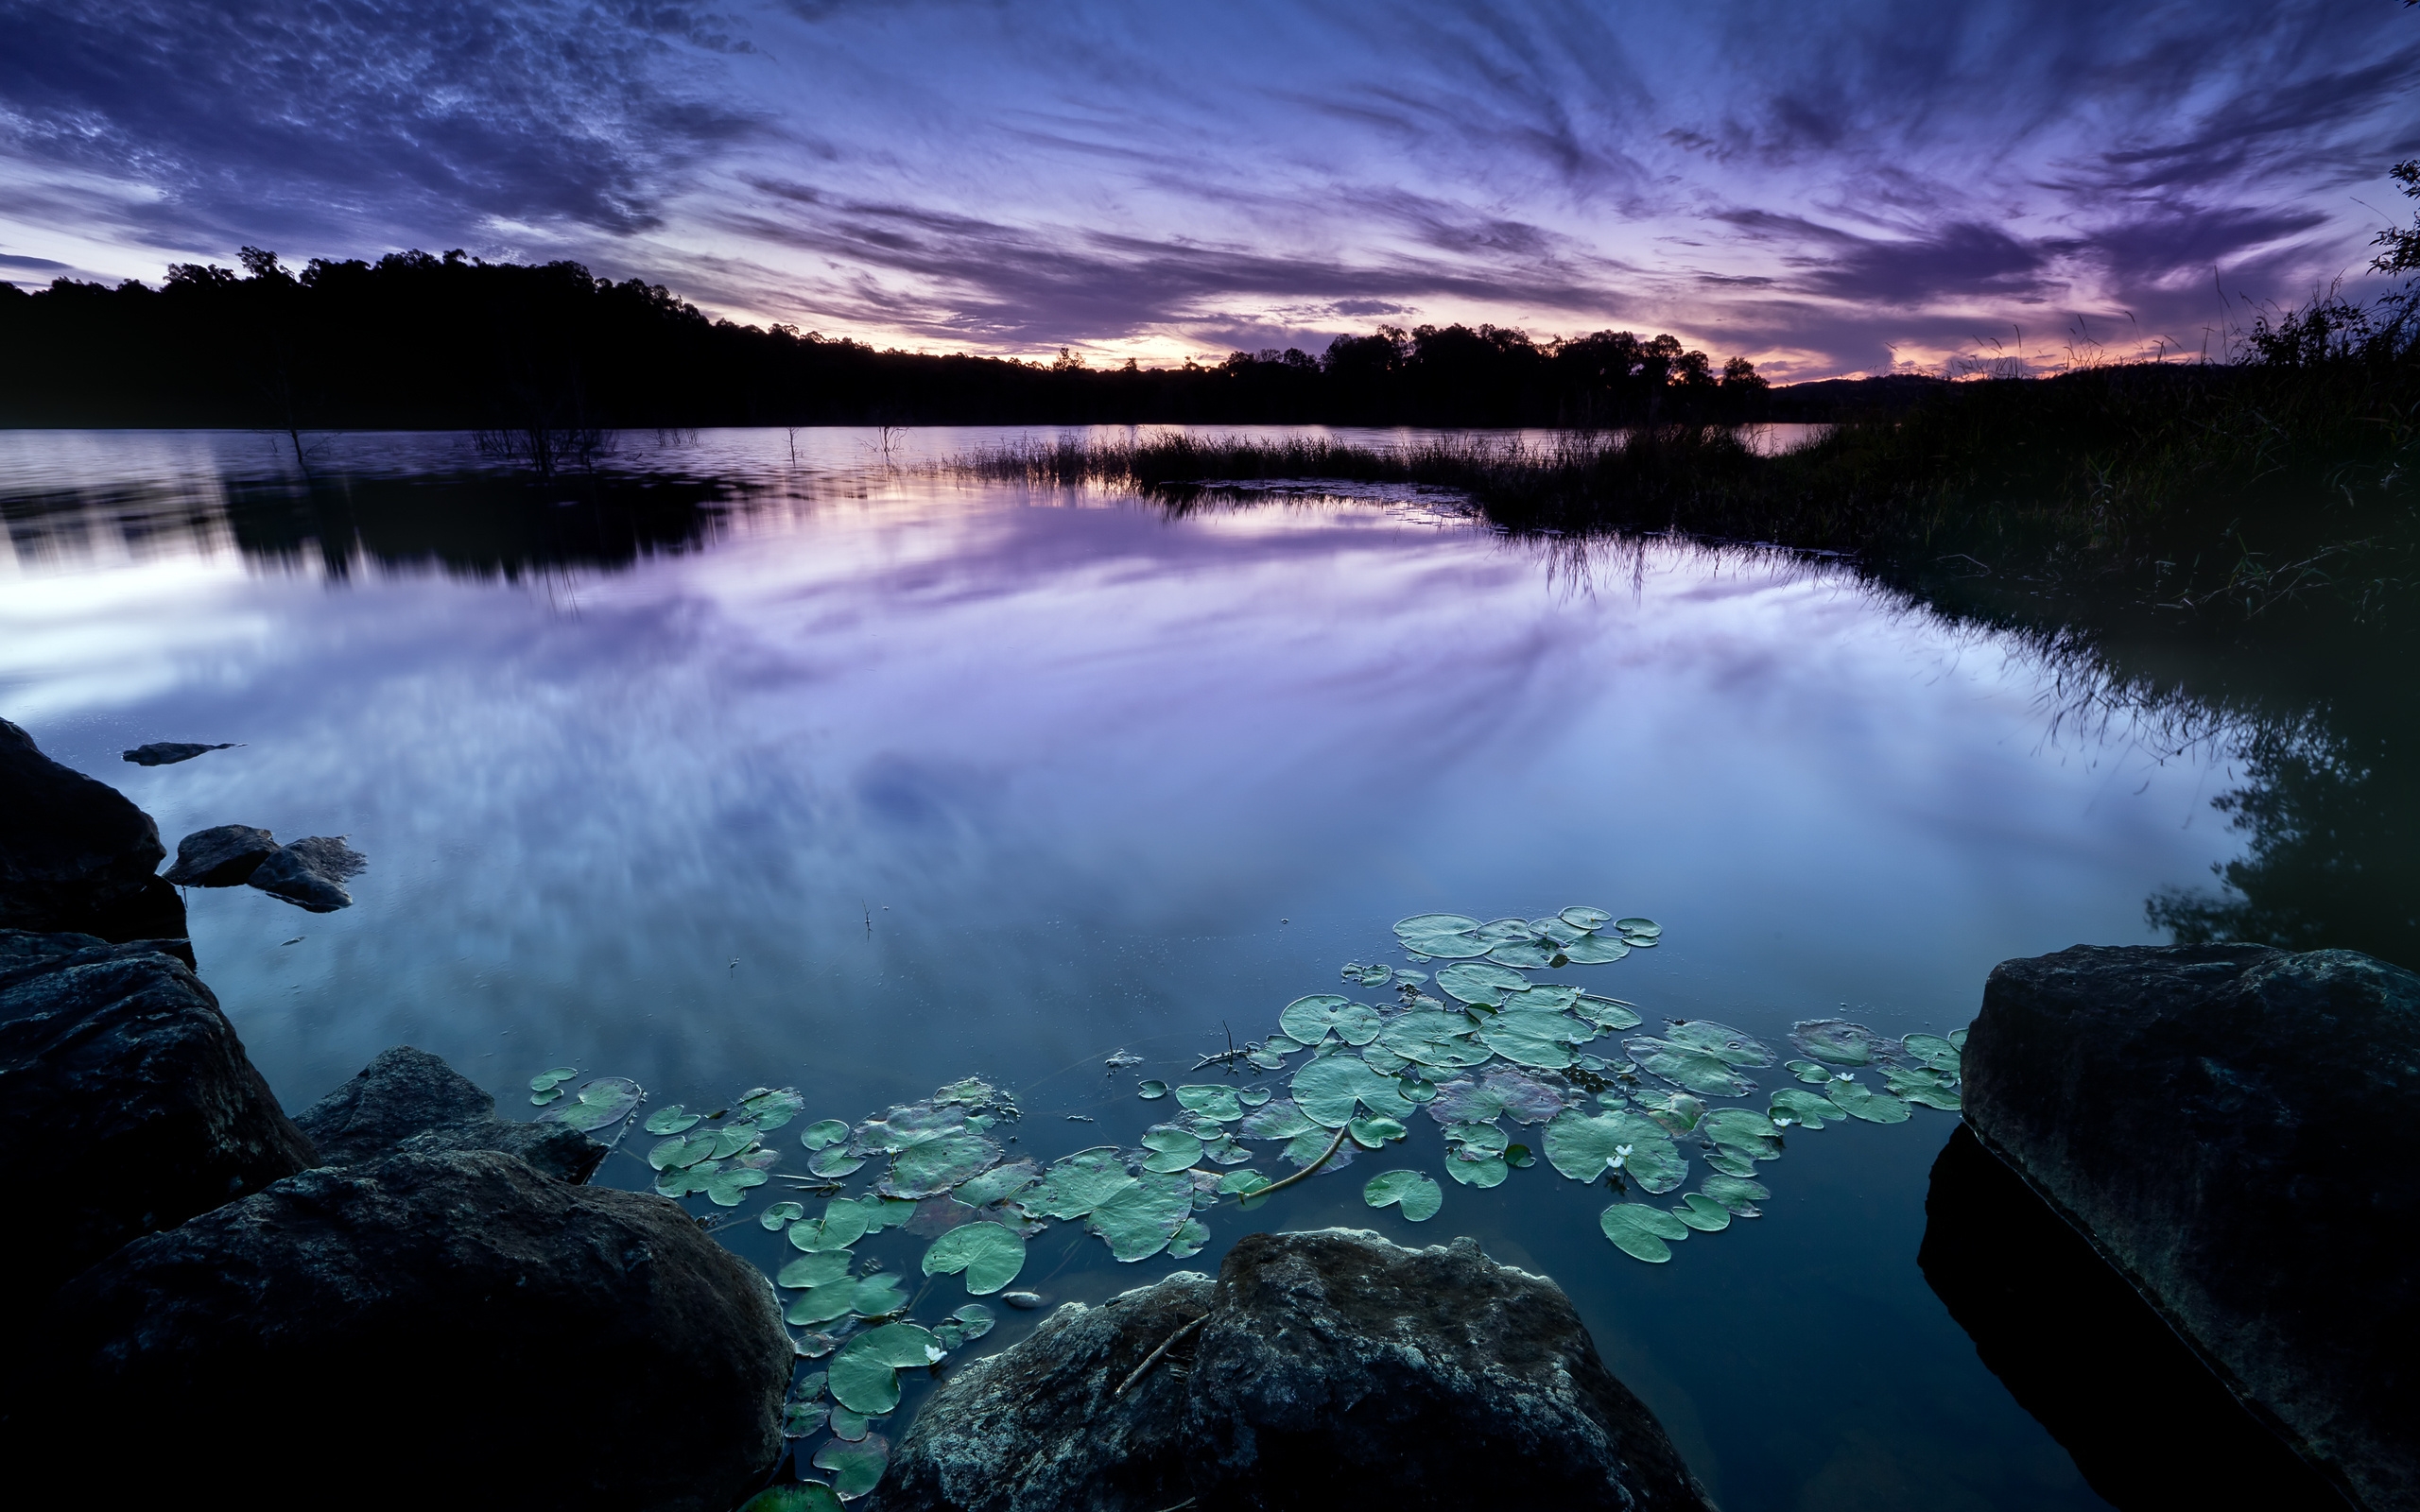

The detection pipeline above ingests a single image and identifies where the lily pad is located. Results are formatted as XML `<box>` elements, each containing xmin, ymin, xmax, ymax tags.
<box><xmin>881</xmin><ymin>1128</ymin><xmax>1001</xmax><ymax>1199</ymax></box>
<box><xmin>1175</xmin><ymin>1085</ymin><xmax>1245</xmax><ymax>1122</ymax></box>
<box><xmin>1559</xmin><ymin>934</ymin><xmax>1633</xmax><ymax>964</ymax></box>
<box><xmin>922</xmin><ymin>1221</ymin><xmax>1026</xmax><ymax>1295</ymax></box>
<box><xmin>529</xmin><ymin>1067</ymin><xmax>579</xmax><ymax>1091</ymax></box>
<box><xmin>1289</xmin><ymin>1057</ymin><xmax>1416</xmax><ymax>1128</ymax></box>
<box><xmin>739</xmin><ymin>1087</ymin><xmax>806</xmax><ymax>1130</ymax></box>
<box><xmin>1949</xmin><ymin>1027</ymin><xmax>1968</xmax><ymax>1051</ymax></box>
<box><xmin>1485</xmin><ymin>938</ymin><xmax>1562</xmax><ymax>969</ymax></box>
<box><xmin>800</xmin><ymin>1118</ymin><xmax>851</xmax><ymax>1150</ymax></box>
<box><xmin>1824</xmin><ymin>1076</ymin><xmax>1913</xmax><ymax>1124</ymax></box>
<box><xmin>1560</xmin><ymin>906</ymin><xmax>1614</xmax><ymax>930</ymax></box>
<box><xmin>1792</xmin><ymin>1020</ymin><xmax>1887</xmax><ymax>1066</ymax></box>
<box><xmin>1444</xmin><ymin>1122</ymin><xmax>1509</xmax><ymax>1156</ymax></box>
<box><xmin>1634</xmin><ymin>1091</ymin><xmax>1706</xmax><ymax>1134</ymax></box>
<box><xmin>1542</xmin><ymin>1109</ymin><xmax>1686</xmax><ymax>1192</ymax></box>
<box><xmin>1378</xmin><ymin>1010</ymin><xmax>1493</xmax><ymax>1068</ymax></box>
<box><xmin>1700</xmin><ymin>1108</ymin><xmax>1783</xmax><ymax>1161</ymax></box>
<box><xmin>1238</xmin><ymin>1099</ymin><xmax>1319</xmax><ymax>1142</ymax></box>
<box><xmin>1785</xmin><ymin>1059</ymin><xmax>1834</xmax><ymax>1085</ymax></box>
<box><xmin>953</xmin><ymin>1303</ymin><xmax>995</xmax><ymax>1340</ymax></box>
<box><xmin>1136</xmin><ymin>1080</ymin><xmax>1169</xmax><ymax>1100</ymax></box>
<box><xmin>1672</xmin><ymin>1193</ymin><xmax>1733</xmax><ymax>1231</ymax></box>
<box><xmin>549</xmin><ymin>1076</ymin><xmax>642</xmax><ymax>1132</ymax></box>
<box><xmin>1392</xmin><ymin>913</ymin><xmax>1490</xmax><ymax>958</ymax></box>
<box><xmin>710</xmin><ymin>1121</ymin><xmax>764</xmax><ymax>1160</ymax></box>
<box><xmin>654</xmin><ymin>1161</ymin><xmax>720</xmax><ymax>1198</ymax></box>
<box><xmin>1769</xmin><ymin>1088</ymin><xmax>1847</xmax><ymax>1129</ymax></box>
<box><xmin>1881</xmin><ymin>1065</ymin><xmax>1962</xmax><ymax>1110</ymax></box>
<box><xmin>1166</xmin><ymin>1218</ymin><xmax>1212</xmax><ymax>1259</ymax></box>
<box><xmin>1700</xmin><ymin>1174</ymin><xmax>1770</xmax><ymax>1215</ymax></box>
<box><xmin>1504</xmin><ymin>1143</ymin><xmax>1535</xmax><ymax>1168</ymax></box>
<box><xmin>828</xmin><ymin>1406</ymin><xmax>871</xmax><ymax>1441</ymax></box>
<box><xmin>704</xmin><ymin>1166</ymin><xmax>769</xmax><ymax>1206</ymax></box>
<box><xmin>1435</xmin><ymin>962</ymin><xmax>1531</xmax><ymax>1006</ymax></box>
<box><xmin>761</xmin><ymin>1200</ymin><xmax>806</xmax><ymax>1231</ymax></box>
<box><xmin>1086</xmin><ymin>1171</ymin><xmax>1195</xmax><ymax>1261</ymax></box>
<box><xmin>777</xmin><ymin>1252</ymin><xmax>854</xmax><ymax>1291</ymax></box>
<box><xmin>1219</xmin><ymin>1169</ymin><xmax>1273</xmax><ymax>1197</ymax></box>
<box><xmin>1574</xmin><ymin>994</ymin><xmax>1643</xmax><ymax>1030</ymax></box>
<box><xmin>1662</xmin><ymin>1021</ymin><xmax>1775</xmax><ymax>1068</ymax></box>
<box><xmin>1478</xmin><ymin>1004</ymin><xmax>1593</xmax><ymax>1070</ymax></box>
<box><xmin>1362</xmin><ymin>1169</ymin><xmax>1443</xmax><ymax>1221</ymax></box>
<box><xmin>645</xmin><ymin>1105</ymin><xmax>702</xmax><ymax>1135</ymax></box>
<box><xmin>952</xmin><ymin>1160</ymin><xmax>1040</xmax><ymax>1208</ymax></box>
<box><xmin>1141</xmin><ymin>1126</ymin><xmax>1204</xmax><ymax>1174</ymax></box>
<box><xmin>1703</xmin><ymin>1148</ymin><xmax>1757</xmax><ymax>1177</ymax></box>
<box><xmin>1614</xmin><ymin>918</ymin><xmax>1662</xmax><ymax>937</ymax></box>
<box><xmin>1600</xmin><ymin>1202</ymin><xmax>1689</xmax><ymax>1263</ymax></box>
<box><xmin>782</xmin><ymin>1401</ymin><xmax>830</xmax><ymax>1439</ymax></box>
<box><xmin>1426</xmin><ymin>1068</ymin><xmax>1571</xmax><ymax>1126</ymax></box>
<box><xmin>1902</xmin><ymin>1033</ymin><xmax>1962</xmax><ymax>1072</ymax></box>
<box><xmin>811</xmin><ymin>1435</ymin><xmax>890</xmax><ymax>1499</ymax></box>
<box><xmin>1279</xmin><ymin>995</ymin><xmax>1383</xmax><ymax>1047</ymax></box>
<box><xmin>649</xmin><ymin>1130</ymin><xmax>720</xmax><ymax>1170</ymax></box>
<box><xmin>743</xmin><ymin>1482</ymin><xmax>844</xmax><ymax>1511</ymax></box>
<box><xmin>810</xmin><ymin>1147</ymin><xmax>869</xmax><ymax>1178</ymax></box>
<box><xmin>850</xmin><ymin>1274</ymin><xmax>908</xmax><ymax>1318</ymax></box>
<box><xmin>1624</xmin><ymin>1038</ymin><xmax>1759</xmax><ymax>1098</ymax></box>
<box><xmin>790</xmin><ymin>1200</ymin><xmax>873</xmax><ymax>1253</ymax></box>
<box><xmin>1020</xmin><ymin>1148</ymin><xmax>1134</xmax><ymax>1220</ymax></box>
<box><xmin>1348</xmin><ymin>1115</ymin><xmax>1408</xmax><ymax>1147</ymax></box>
<box><xmin>530</xmin><ymin>1086</ymin><xmax>565</xmax><ymax>1106</ymax></box>
<box><xmin>1444</xmin><ymin>1152</ymin><xmax>1510</xmax><ymax>1187</ymax></box>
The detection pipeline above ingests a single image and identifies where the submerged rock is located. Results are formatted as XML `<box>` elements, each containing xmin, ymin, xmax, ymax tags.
<box><xmin>0</xmin><ymin>930</ymin><xmax>317</xmax><ymax>1299</ymax></box>
<box><xmin>296</xmin><ymin>1044</ymin><xmax>606</xmax><ymax>1184</ymax></box>
<box><xmin>121</xmin><ymin>741</ymin><xmax>237</xmax><ymax>766</ymax></box>
<box><xmin>163</xmin><ymin>824</ymin><xmax>279</xmax><ymax>886</ymax></box>
<box><xmin>872</xmin><ymin>1227</ymin><xmax>1713</xmax><ymax>1512</ymax></box>
<box><xmin>33</xmin><ymin>1148</ymin><xmax>792</xmax><ymax>1510</ymax></box>
<box><xmin>1965</xmin><ymin>943</ymin><xmax>2419</xmax><ymax>1512</ymax></box>
<box><xmin>0</xmin><ymin>718</ymin><xmax>185</xmax><ymax>942</ymax></box>
<box><xmin>248</xmin><ymin>834</ymin><xmax>366</xmax><ymax>911</ymax></box>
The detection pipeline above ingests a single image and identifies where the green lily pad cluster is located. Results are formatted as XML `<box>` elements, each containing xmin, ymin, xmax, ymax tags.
<box><xmin>558</xmin><ymin>910</ymin><xmax>1978</xmax><ymax>1499</ymax></box>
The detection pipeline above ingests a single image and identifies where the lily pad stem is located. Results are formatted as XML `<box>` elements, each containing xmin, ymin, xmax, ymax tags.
<box><xmin>1114</xmin><ymin>1313</ymin><xmax>1208</xmax><ymax>1399</ymax></box>
<box><xmin>1239</xmin><ymin>1123</ymin><xmax>1352</xmax><ymax>1203</ymax></box>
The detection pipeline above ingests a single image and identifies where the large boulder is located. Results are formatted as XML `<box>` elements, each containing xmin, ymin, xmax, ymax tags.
<box><xmin>1965</xmin><ymin>943</ymin><xmax>2418</xmax><ymax>1512</ymax></box>
<box><xmin>295</xmin><ymin>1044</ymin><xmax>605</xmax><ymax>1183</ymax></box>
<box><xmin>0</xmin><ymin>718</ymin><xmax>184</xmax><ymax>941</ymax></box>
<box><xmin>163</xmin><ymin>824</ymin><xmax>278</xmax><ymax>886</ymax></box>
<box><xmin>872</xmin><ymin>1227</ymin><xmax>1713</xmax><ymax>1512</ymax></box>
<box><xmin>0</xmin><ymin>929</ymin><xmax>317</xmax><ymax>1300</ymax></box>
<box><xmin>31</xmin><ymin>1149</ymin><xmax>793</xmax><ymax>1510</ymax></box>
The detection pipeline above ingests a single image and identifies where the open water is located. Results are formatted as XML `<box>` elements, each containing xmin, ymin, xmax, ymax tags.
<box><xmin>2</xmin><ymin>426</ymin><xmax>2252</xmax><ymax>1510</ymax></box>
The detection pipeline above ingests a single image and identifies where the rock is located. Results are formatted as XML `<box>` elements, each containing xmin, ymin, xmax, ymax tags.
<box><xmin>0</xmin><ymin>717</ymin><xmax>185</xmax><ymax>941</ymax></box>
<box><xmin>295</xmin><ymin>1045</ymin><xmax>605</xmax><ymax>1184</ymax></box>
<box><xmin>30</xmin><ymin>1149</ymin><xmax>792</xmax><ymax>1509</ymax></box>
<box><xmin>163</xmin><ymin>824</ymin><xmax>279</xmax><ymax>886</ymax></box>
<box><xmin>248</xmin><ymin>834</ymin><xmax>365</xmax><ymax>911</ymax></box>
<box><xmin>0</xmin><ymin>930</ymin><xmax>317</xmax><ymax>1299</ymax></box>
<box><xmin>872</xmin><ymin>1227</ymin><xmax>1713</xmax><ymax>1512</ymax></box>
<box><xmin>1919</xmin><ymin>1124</ymin><xmax>2349</xmax><ymax>1510</ymax></box>
<box><xmin>1965</xmin><ymin>943</ymin><xmax>2419</xmax><ymax>1512</ymax></box>
<box><xmin>121</xmin><ymin>741</ymin><xmax>237</xmax><ymax>766</ymax></box>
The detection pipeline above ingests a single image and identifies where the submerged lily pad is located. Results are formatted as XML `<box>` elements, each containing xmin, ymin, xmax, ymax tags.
<box><xmin>782</xmin><ymin>1400</ymin><xmax>830</xmax><ymax>1439</ymax></box>
<box><xmin>548</xmin><ymin>1076</ymin><xmax>642</xmax><ymax>1132</ymax></box>
<box><xmin>952</xmin><ymin>1160</ymin><xmax>1039</xmax><ymax>1208</ymax></box>
<box><xmin>1478</xmin><ymin>1003</ymin><xmax>1593</xmax><ymax>1070</ymax></box>
<box><xmin>1624</xmin><ymin>1038</ymin><xmax>1758</xmax><ymax>1098</ymax></box>
<box><xmin>881</xmin><ymin>1128</ymin><xmax>1001</xmax><ymax>1199</ymax></box>
<box><xmin>812</xmin><ymin>1434</ymin><xmax>890</xmax><ymax>1499</ymax></box>
<box><xmin>1435</xmin><ymin>962</ymin><xmax>1531</xmax><ymax>1007</ymax></box>
<box><xmin>644</xmin><ymin>1105</ymin><xmax>702</xmax><ymax>1135</ymax></box>
<box><xmin>1238</xmin><ymin>1099</ymin><xmax>1319</xmax><ymax>1142</ymax></box>
<box><xmin>1542</xmin><ymin>1109</ymin><xmax>1686</xmax><ymax>1192</ymax></box>
<box><xmin>1279</xmin><ymin>995</ymin><xmax>1383</xmax><ymax>1047</ymax></box>
<box><xmin>1426</xmin><ymin>1068</ymin><xmax>1571</xmax><ymax>1126</ymax></box>
<box><xmin>800</xmin><ymin>1118</ymin><xmax>851</xmax><ymax>1150</ymax></box>
<box><xmin>1599</xmin><ymin>1202</ymin><xmax>1689</xmax><ymax>1263</ymax></box>
<box><xmin>1136</xmin><ymin>1080</ymin><xmax>1169</xmax><ymax>1100</ymax></box>
<box><xmin>1362</xmin><ymin>1169</ymin><xmax>1443</xmax><ymax>1221</ymax></box>
<box><xmin>1086</xmin><ymin>1171</ymin><xmax>1195</xmax><ymax>1261</ymax></box>
<box><xmin>1824</xmin><ymin>1076</ymin><xmax>1913</xmax><ymax>1124</ymax></box>
<box><xmin>953</xmin><ymin>1302</ymin><xmax>996</xmax><ymax>1340</ymax></box>
<box><xmin>1662</xmin><ymin>1021</ymin><xmax>1776</xmax><ymax>1068</ymax></box>
<box><xmin>1175</xmin><ymin>1085</ymin><xmax>1245</xmax><ymax>1122</ymax></box>
<box><xmin>1768</xmin><ymin>1088</ymin><xmax>1846</xmax><ymax>1129</ymax></box>
<box><xmin>922</xmin><ymin>1221</ymin><xmax>1026</xmax><ymax>1295</ymax></box>
<box><xmin>742</xmin><ymin>1482</ymin><xmax>844</xmax><ymax>1512</ymax></box>
<box><xmin>1792</xmin><ymin>1020</ymin><xmax>1887</xmax><ymax>1066</ymax></box>
<box><xmin>1019</xmin><ymin>1147</ymin><xmax>1132</xmax><ymax>1220</ymax></box>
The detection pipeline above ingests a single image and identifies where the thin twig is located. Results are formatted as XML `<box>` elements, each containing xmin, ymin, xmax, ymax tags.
<box><xmin>1115</xmin><ymin>1313</ymin><xmax>1208</xmax><ymax>1398</ymax></box>
<box><xmin>1239</xmin><ymin>1123</ymin><xmax>1352</xmax><ymax>1202</ymax></box>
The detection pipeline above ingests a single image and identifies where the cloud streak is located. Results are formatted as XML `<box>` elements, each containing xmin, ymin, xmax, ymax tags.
<box><xmin>2</xmin><ymin>0</ymin><xmax>2415</xmax><ymax>376</ymax></box>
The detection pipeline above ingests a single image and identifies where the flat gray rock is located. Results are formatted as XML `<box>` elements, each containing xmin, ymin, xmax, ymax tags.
<box><xmin>0</xmin><ymin>718</ymin><xmax>185</xmax><ymax>941</ymax></box>
<box><xmin>248</xmin><ymin>834</ymin><xmax>365</xmax><ymax>911</ymax></box>
<box><xmin>164</xmin><ymin>824</ymin><xmax>278</xmax><ymax>886</ymax></box>
<box><xmin>33</xmin><ymin>1148</ymin><xmax>791</xmax><ymax>1510</ymax></box>
<box><xmin>295</xmin><ymin>1045</ymin><xmax>605</xmax><ymax>1184</ymax></box>
<box><xmin>0</xmin><ymin>929</ymin><xmax>317</xmax><ymax>1297</ymax></box>
<box><xmin>872</xmin><ymin>1227</ymin><xmax>1713</xmax><ymax>1512</ymax></box>
<box><xmin>1966</xmin><ymin>943</ymin><xmax>2420</xmax><ymax>1512</ymax></box>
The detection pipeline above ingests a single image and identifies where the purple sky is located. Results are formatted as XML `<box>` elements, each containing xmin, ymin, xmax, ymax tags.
<box><xmin>3</xmin><ymin>1</ymin><xmax>2417</xmax><ymax>378</ymax></box>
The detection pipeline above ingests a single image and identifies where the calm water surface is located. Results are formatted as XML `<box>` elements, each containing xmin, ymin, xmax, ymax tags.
<box><xmin>2</xmin><ymin>428</ymin><xmax>2247</xmax><ymax>1510</ymax></box>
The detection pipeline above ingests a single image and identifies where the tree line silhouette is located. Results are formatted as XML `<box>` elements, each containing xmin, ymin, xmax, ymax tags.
<box><xmin>0</xmin><ymin>249</ymin><xmax>1774</xmax><ymax>431</ymax></box>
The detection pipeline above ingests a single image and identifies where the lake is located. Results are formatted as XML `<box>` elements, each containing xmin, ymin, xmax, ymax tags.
<box><xmin>1</xmin><ymin>426</ymin><xmax>2248</xmax><ymax>1509</ymax></box>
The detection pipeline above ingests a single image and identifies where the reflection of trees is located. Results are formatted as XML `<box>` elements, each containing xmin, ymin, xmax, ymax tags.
<box><xmin>2150</xmin><ymin>706</ymin><xmax>2420</xmax><ymax>970</ymax></box>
